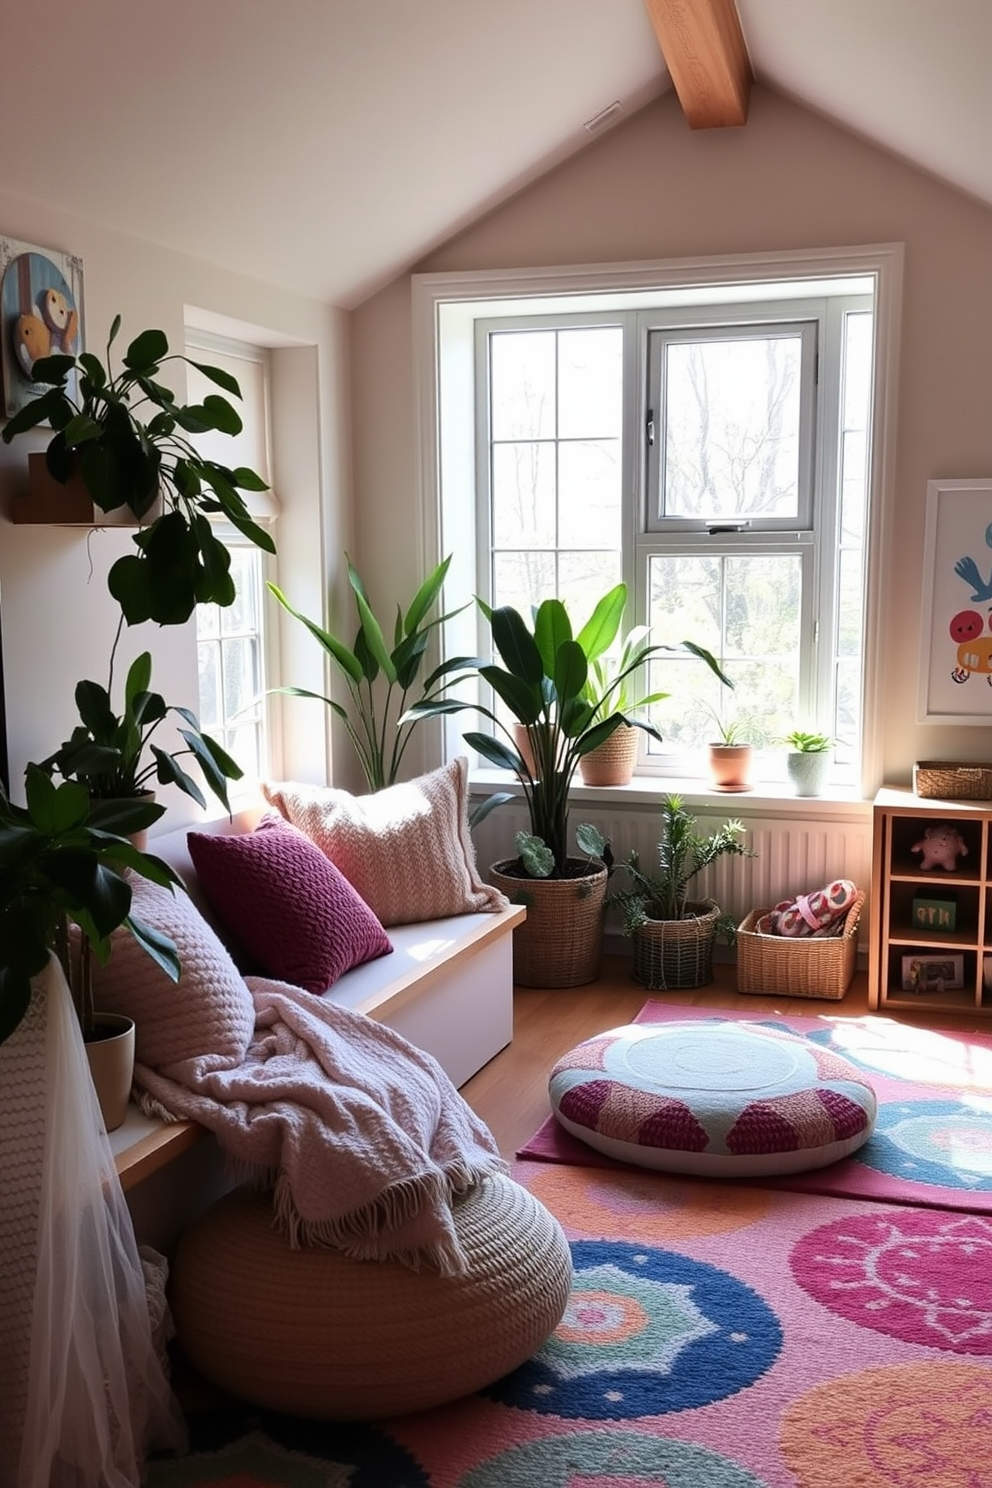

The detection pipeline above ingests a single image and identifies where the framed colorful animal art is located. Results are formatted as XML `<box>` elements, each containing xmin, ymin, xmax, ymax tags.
<box><xmin>0</xmin><ymin>235</ymin><xmax>84</xmax><ymax>418</ymax></box>
<box><xmin>918</xmin><ymin>476</ymin><xmax>992</xmax><ymax>723</ymax></box>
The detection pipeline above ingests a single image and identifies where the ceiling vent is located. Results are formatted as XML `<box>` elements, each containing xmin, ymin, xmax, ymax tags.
<box><xmin>583</xmin><ymin>100</ymin><xmax>623</xmax><ymax>133</ymax></box>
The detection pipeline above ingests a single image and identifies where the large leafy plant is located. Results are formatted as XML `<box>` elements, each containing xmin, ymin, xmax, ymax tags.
<box><xmin>609</xmin><ymin>792</ymin><xmax>754</xmax><ymax>942</ymax></box>
<box><xmin>1</xmin><ymin>316</ymin><xmax>274</xmax><ymax>624</ymax></box>
<box><xmin>0</xmin><ymin>767</ymin><xmax>182</xmax><ymax>1046</ymax></box>
<box><xmin>268</xmin><ymin>554</ymin><xmax>471</xmax><ymax>791</ymax></box>
<box><xmin>408</xmin><ymin>583</ymin><xmax>730</xmax><ymax>879</ymax></box>
<box><xmin>40</xmin><ymin>642</ymin><xmax>242</xmax><ymax>813</ymax></box>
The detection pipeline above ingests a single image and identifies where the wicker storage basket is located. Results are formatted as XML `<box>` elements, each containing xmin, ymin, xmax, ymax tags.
<box><xmin>490</xmin><ymin>858</ymin><xmax>607</xmax><ymax>988</ymax></box>
<box><xmin>735</xmin><ymin>890</ymin><xmax>865</xmax><ymax>1000</ymax></box>
<box><xmin>631</xmin><ymin>900</ymin><xmax>721</xmax><ymax>991</ymax></box>
<box><xmin>914</xmin><ymin>761</ymin><xmax>992</xmax><ymax>800</ymax></box>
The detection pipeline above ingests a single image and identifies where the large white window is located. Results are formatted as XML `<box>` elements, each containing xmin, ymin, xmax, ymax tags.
<box><xmin>420</xmin><ymin>249</ymin><xmax>897</xmax><ymax>793</ymax></box>
<box><xmin>185</xmin><ymin>335</ymin><xmax>278</xmax><ymax>786</ymax></box>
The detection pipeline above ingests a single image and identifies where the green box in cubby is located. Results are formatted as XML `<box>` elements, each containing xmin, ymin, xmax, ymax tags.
<box><xmin>912</xmin><ymin>896</ymin><xmax>957</xmax><ymax>932</ymax></box>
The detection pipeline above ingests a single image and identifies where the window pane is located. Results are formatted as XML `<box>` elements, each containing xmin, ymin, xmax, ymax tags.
<box><xmin>558</xmin><ymin>327</ymin><xmax>622</xmax><ymax>439</ymax></box>
<box><xmin>492</xmin><ymin>551</ymin><xmax>556</xmax><ymax>619</ymax></box>
<box><xmin>557</xmin><ymin>552</ymin><xmax>623</xmax><ymax>624</ymax></box>
<box><xmin>492</xmin><ymin>443</ymin><xmax>556</xmax><ymax>547</ymax></box>
<box><xmin>491</xmin><ymin>331</ymin><xmax>555</xmax><ymax>441</ymax></box>
<box><xmin>222</xmin><ymin>636</ymin><xmax>259</xmax><ymax>720</ymax></box>
<box><xmin>198</xmin><ymin>642</ymin><xmax>221</xmax><ymax>731</ymax></box>
<box><xmin>663</xmin><ymin>334</ymin><xmax>803</xmax><ymax>521</ymax></box>
<box><xmin>558</xmin><ymin>440</ymin><xmax>620</xmax><ymax>548</ymax></box>
<box><xmin>646</xmin><ymin>552</ymin><xmax>802</xmax><ymax>749</ymax></box>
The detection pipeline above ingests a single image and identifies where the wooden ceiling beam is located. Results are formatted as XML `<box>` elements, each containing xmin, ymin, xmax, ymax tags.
<box><xmin>643</xmin><ymin>0</ymin><xmax>752</xmax><ymax>129</ymax></box>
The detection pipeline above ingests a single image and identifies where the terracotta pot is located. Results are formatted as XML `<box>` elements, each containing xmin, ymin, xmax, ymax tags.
<box><xmin>708</xmin><ymin>743</ymin><xmax>753</xmax><ymax>792</ymax></box>
<box><xmin>579</xmin><ymin>725</ymin><xmax>639</xmax><ymax>786</ymax></box>
<box><xmin>489</xmin><ymin>857</ymin><xmax>607</xmax><ymax>988</ymax></box>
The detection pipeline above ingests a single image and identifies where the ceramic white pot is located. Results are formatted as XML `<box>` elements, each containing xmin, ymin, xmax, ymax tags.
<box><xmin>786</xmin><ymin>749</ymin><xmax>832</xmax><ymax>797</ymax></box>
<box><xmin>85</xmin><ymin>1013</ymin><xmax>135</xmax><ymax>1132</ymax></box>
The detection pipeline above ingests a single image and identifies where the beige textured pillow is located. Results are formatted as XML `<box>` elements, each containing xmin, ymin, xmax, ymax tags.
<box><xmin>91</xmin><ymin>874</ymin><xmax>256</xmax><ymax>1075</ymax></box>
<box><xmin>262</xmin><ymin>758</ymin><xmax>508</xmax><ymax>927</ymax></box>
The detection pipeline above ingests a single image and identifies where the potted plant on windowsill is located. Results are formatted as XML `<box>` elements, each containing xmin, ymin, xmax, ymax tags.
<box><xmin>608</xmin><ymin>793</ymin><xmax>755</xmax><ymax>990</ymax></box>
<box><xmin>406</xmin><ymin>583</ymin><xmax>729</xmax><ymax>987</ymax></box>
<box><xmin>781</xmin><ymin>729</ymin><xmax>835</xmax><ymax>797</ymax></box>
<box><xmin>577</xmin><ymin>621</ymin><xmax>672</xmax><ymax>787</ymax></box>
<box><xmin>700</xmin><ymin>705</ymin><xmax>754</xmax><ymax>793</ymax></box>
<box><xmin>1</xmin><ymin>316</ymin><xmax>274</xmax><ymax>624</ymax></box>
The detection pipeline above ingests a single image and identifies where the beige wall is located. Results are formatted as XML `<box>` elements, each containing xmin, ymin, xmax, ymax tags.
<box><xmin>349</xmin><ymin>85</ymin><xmax>992</xmax><ymax>791</ymax></box>
<box><xmin>0</xmin><ymin>194</ymin><xmax>350</xmax><ymax>820</ymax></box>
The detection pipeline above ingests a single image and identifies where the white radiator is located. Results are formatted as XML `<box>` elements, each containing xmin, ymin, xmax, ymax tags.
<box><xmin>468</xmin><ymin>788</ymin><xmax>874</xmax><ymax>959</ymax></box>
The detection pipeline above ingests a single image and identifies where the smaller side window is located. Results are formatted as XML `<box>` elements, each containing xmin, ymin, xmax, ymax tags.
<box><xmin>196</xmin><ymin>544</ymin><xmax>267</xmax><ymax>783</ymax></box>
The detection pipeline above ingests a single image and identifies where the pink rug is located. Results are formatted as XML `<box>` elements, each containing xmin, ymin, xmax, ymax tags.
<box><xmin>148</xmin><ymin>1162</ymin><xmax>992</xmax><ymax>1488</ymax></box>
<box><xmin>517</xmin><ymin>1001</ymin><xmax>992</xmax><ymax>1212</ymax></box>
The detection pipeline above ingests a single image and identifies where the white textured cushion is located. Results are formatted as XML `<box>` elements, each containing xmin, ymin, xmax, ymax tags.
<box><xmin>262</xmin><ymin>758</ymin><xmax>508</xmax><ymax>927</ymax></box>
<box><xmin>550</xmin><ymin>1021</ymin><xmax>878</xmax><ymax>1177</ymax></box>
<box><xmin>91</xmin><ymin>875</ymin><xmax>255</xmax><ymax>1076</ymax></box>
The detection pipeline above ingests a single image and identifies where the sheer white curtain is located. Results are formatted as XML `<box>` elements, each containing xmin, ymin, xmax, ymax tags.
<box><xmin>0</xmin><ymin>955</ymin><xmax>186</xmax><ymax>1487</ymax></box>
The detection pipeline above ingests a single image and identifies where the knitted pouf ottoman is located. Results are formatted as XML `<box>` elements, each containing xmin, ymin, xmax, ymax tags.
<box><xmin>170</xmin><ymin>1172</ymin><xmax>572</xmax><ymax>1419</ymax></box>
<box><xmin>550</xmin><ymin>1020</ymin><xmax>877</xmax><ymax>1176</ymax></box>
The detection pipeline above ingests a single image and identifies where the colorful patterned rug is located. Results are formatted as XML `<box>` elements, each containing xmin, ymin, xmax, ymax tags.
<box><xmin>518</xmin><ymin>1002</ymin><xmax>992</xmax><ymax>1213</ymax></box>
<box><xmin>147</xmin><ymin>1160</ymin><xmax>992</xmax><ymax>1487</ymax></box>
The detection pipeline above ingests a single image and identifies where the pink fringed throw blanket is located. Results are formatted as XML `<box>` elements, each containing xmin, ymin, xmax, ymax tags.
<box><xmin>134</xmin><ymin>977</ymin><xmax>508</xmax><ymax>1276</ymax></box>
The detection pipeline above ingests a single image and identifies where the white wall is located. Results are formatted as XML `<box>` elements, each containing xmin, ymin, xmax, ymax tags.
<box><xmin>349</xmin><ymin>84</ymin><xmax>992</xmax><ymax>795</ymax></box>
<box><xmin>0</xmin><ymin>193</ymin><xmax>351</xmax><ymax>823</ymax></box>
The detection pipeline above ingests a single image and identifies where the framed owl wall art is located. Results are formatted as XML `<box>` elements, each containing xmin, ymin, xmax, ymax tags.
<box><xmin>0</xmin><ymin>235</ymin><xmax>85</xmax><ymax>418</ymax></box>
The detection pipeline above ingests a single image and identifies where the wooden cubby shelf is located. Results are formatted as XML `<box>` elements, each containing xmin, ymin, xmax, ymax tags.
<box><xmin>870</xmin><ymin>786</ymin><xmax>992</xmax><ymax>1017</ymax></box>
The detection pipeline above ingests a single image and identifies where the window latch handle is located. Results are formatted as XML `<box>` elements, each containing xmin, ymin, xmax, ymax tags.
<box><xmin>646</xmin><ymin>410</ymin><xmax>655</xmax><ymax>447</ymax></box>
<box><xmin>706</xmin><ymin>520</ymin><xmax>751</xmax><ymax>534</ymax></box>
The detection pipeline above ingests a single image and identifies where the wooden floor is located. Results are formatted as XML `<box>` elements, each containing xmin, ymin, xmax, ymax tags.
<box><xmin>460</xmin><ymin>953</ymin><xmax>988</xmax><ymax>1159</ymax></box>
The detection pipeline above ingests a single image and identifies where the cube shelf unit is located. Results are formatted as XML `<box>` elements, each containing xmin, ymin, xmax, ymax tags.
<box><xmin>870</xmin><ymin>786</ymin><xmax>992</xmax><ymax>1017</ymax></box>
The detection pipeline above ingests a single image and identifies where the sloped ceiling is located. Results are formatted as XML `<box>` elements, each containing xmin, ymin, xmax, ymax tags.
<box><xmin>1</xmin><ymin>0</ymin><xmax>989</xmax><ymax>310</ymax></box>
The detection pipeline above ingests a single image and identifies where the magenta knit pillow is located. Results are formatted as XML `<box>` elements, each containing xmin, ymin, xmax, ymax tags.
<box><xmin>262</xmin><ymin>757</ymin><xmax>508</xmax><ymax>927</ymax></box>
<box><xmin>187</xmin><ymin>817</ymin><xmax>393</xmax><ymax>994</ymax></box>
<box><xmin>91</xmin><ymin>874</ymin><xmax>255</xmax><ymax>1074</ymax></box>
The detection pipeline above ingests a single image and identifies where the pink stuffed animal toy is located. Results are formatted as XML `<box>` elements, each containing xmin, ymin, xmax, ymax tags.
<box><xmin>911</xmin><ymin>823</ymin><xmax>968</xmax><ymax>871</ymax></box>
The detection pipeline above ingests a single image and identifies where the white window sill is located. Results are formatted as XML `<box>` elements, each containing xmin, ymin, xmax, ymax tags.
<box><xmin>467</xmin><ymin>769</ymin><xmax>873</xmax><ymax>823</ymax></box>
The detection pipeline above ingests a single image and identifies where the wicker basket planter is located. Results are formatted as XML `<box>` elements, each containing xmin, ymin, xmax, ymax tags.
<box><xmin>630</xmin><ymin>899</ymin><xmax>721</xmax><ymax>990</ymax></box>
<box><xmin>735</xmin><ymin>890</ymin><xmax>865</xmax><ymax>1000</ymax></box>
<box><xmin>578</xmin><ymin>725</ymin><xmax>640</xmax><ymax>786</ymax></box>
<box><xmin>490</xmin><ymin>858</ymin><xmax>608</xmax><ymax>988</ymax></box>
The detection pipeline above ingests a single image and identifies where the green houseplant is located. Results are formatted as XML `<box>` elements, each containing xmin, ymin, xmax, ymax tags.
<box><xmin>577</xmin><ymin>621</ymin><xmax>672</xmax><ymax>786</ymax></box>
<box><xmin>40</xmin><ymin>640</ymin><xmax>242</xmax><ymax>815</ymax></box>
<box><xmin>701</xmin><ymin>703</ymin><xmax>754</xmax><ymax>793</ymax></box>
<box><xmin>408</xmin><ymin>583</ymin><xmax>729</xmax><ymax>987</ymax></box>
<box><xmin>0</xmin><ymin>766</ymin><xmax>181</xmax><ymax>1047</ymax></box>
<box><xmin>267</xmin><ymin>554</ymin><xmax>470</xmax><ymax>791</ymax></box>
<box><xmin>781</xmin><ymin>729</ymin><xmax>835</xmax><ymax>797</ymax></box>
<box><xmin>609</xmin><ymin>793</ymin><xmax>754</xmax><ymax>989</ymax></box>
<box><xmin>1</xmin><ymin>316</ymin><xmax>274</xmax><ymax>624</ymax></box>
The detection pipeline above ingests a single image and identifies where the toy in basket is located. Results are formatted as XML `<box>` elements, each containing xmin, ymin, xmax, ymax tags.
<box><xmin>736</xmin><ymin>880</ymin><xmax>865</xmax><ymax>999</ymax></box>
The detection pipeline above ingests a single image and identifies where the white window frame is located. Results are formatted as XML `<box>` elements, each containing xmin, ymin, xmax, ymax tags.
<box><xmin>185</xmin><ymin>332</ymin><xmax>280</xmax><ymax>792</ymax></box>
<box><xmin>413</xmin><ymin>245</ymin><xmax>904</xmax><ymax>801</ymax></box>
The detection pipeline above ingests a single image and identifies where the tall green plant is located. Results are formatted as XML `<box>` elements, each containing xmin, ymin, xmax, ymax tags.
<box><xmin>268</xmin><ymin>555</ymin><xmax>471</xmax><ymax>791</ymax></box>
<box><xmin>407</xmin><ymin>584</ymin><xmax>730</xmax><ymax>878</ymax></box>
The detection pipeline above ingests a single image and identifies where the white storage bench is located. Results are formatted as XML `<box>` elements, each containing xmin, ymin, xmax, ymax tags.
<box><xmin>113</xmin><ymin>810</ymin><xmax>523</xmax><ymax>1195</ymax></box>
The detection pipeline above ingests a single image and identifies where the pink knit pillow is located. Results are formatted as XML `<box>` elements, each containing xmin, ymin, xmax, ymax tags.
<box><xmin>262</xmin><ymin>758</ymin><xmax>508</xmax><ymax>927</ymax></box>
<box><xmin>187</xmin><ymin>817</ymin><xmax>393</xmax><ymax>994</ymax></box>
<box><xmin>91</xmin><ymin>875</ymin><xmax>255</xmax><ymax>1074</ymax></box>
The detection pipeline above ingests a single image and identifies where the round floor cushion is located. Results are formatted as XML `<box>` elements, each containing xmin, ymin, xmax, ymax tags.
<box><xmin>549</xmin><ymin>1020</ymin><xmax>878</xmax><ymax>1176</ymax></box>
<box><xmin>170</xmin><ymin>1172</ymin><xmax>572</xmax><ymax>1419</ymax></box>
